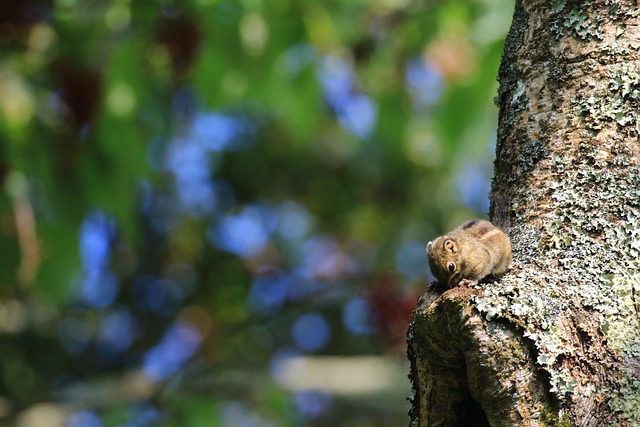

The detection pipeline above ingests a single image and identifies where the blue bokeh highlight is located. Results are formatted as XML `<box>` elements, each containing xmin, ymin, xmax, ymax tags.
<box><xmin>395</xmin><ymin>240</ymin><xmax>429</xmax><ymax>279</ymax></box>
<box><xmin>69</xmin><ymin>410</ymin><xmax>102</xmax><ymax>427</ymax></box>
<box><xmin>98</xmin><ymin>309</ymin><xmax>139</xmax><ymax>354</ymax></box>
<box><xmin>248</xmin><ymin>273</ymin><xmax>291</xmax><ymax>315</ymax></box>
<box><xmin>319</xmin><ymin>55</ymin><xmax>378</xmax><ymax>139</ymax></box>
<box><xmin>78</xmin><ymin>211</ymin><xmax>119</xmax><ymax>309</ymax></box>
<box><xmin>293</xmin><ymin>390</ymin><xmax>332</xmax><ymax>419</ymax></box>
<box><xmin>405</xmin><ymin>58</ymin><xmax>443</xmax><ymax>108</ymax></box>
<box><xmin>212</xmin><ymin>206</ymin><xmax>271</xmax><ymax>257</ymax></box>
<box><xmin>142</xmin><ymin>322</ymin><xmax>201</xmax><ymax>381</ymax></box>
<box><xmin>291</xmin><ymin>313</ymin><xmax>330</xmax><ymax>352</ymax></box>
<box><xmin>342</xmin><ymin>297</ymin><xmax>373</xmax><ymax>335</ymax></box>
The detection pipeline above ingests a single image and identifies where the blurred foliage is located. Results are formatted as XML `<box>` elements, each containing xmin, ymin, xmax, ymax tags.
<box><xmin>0</xmin><ymin>0</ymin><xmax>512</xmax><ymax>425</ymax></box>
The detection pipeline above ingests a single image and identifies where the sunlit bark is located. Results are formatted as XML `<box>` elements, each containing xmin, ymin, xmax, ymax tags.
<box><xmin>409</xmin><ymin>0</ymin><xmax>640</xmax><ymax>425</ymax></box>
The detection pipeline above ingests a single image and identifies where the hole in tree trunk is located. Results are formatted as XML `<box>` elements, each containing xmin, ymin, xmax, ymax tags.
<box><xmin>456</xmin><ymin>392</ymin><xmax>490</xmax><ymax>427</ymax></box>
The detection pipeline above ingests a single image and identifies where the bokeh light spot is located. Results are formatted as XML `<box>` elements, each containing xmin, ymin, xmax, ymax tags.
<box><xmin>455</xmin><ymin>161</ymin><xmax>491</xmax><ymax>212</ymax></box>
<box><xmin>405</xmin><ymin>58</ymin><xmax>443</xmax><ymax>108</ymax></box>
<box><xmin>142</xmin><ymin>322</ymin><xmax>201</xmax><ymax>381</ymax></box>
<box><xmin>166</xmin><ymin>137</ymin><xmax>218</xmax><ymax>216</ymax></box>
<box><xmin>337</xmin><ymin>93</ymin><xmax>377</xmax><ymax>139</ymax></box>
<box><xmin>106</xmin><ymin>81</ymin><xmax>136</xmax><ymax>118</ymax></box>
<box><xmin>192</xmin><ymin>113</ymin><xmax>243</xmax><ymax>152</ymax></box>
<box><xmin>291</xmin><ymin>313</ymin><xmax>330</xmax><ymax>352</ymax></box>
<box><xmin>79</xmin><ymin>270</ymin><xmax>119</xmax><ymax>309</ymax></box>
<box><xmin>319</xmin><ymin>55</ymin><xmax>378</xmax><ymax>139</ymax></box>
<box><xmin>278</xmin><ymin>43</ymin><xmax>314</xmax><ymax>77</ymax></box>
<box><xmin>240</xmin><ymin>12</ymin><xmax>269</xmax><ymax>55</ymax></box>
<box><xmin>98</xmin><ymin>309</ymin><xmax>138</xmax><ymax>353</ymax></box>
<box><xmin>105</xmin><ymin>4</ymin><xmax>131</xmax><ymax>31</ymax></box>
<box><xmin>212</xmin><ymin>206</ymin><xmax>270</xmax><ymax>257</ymax></box>
<box><xmin>248</xmin><ymin>274</ymin><xmax>290</xmax><ymax>314</ymax></box>
<box><xmin>80</xmin><ymin>211</ymin><xmax>113</xmax><ymax>272</ymax></box>
<box><xmin>277</xmin><ymin>201</ymin><xmax>312</xmax><ymax>241</ymax></box>
<box><xmin>395</xmin><ymin>240</ymin><xmax>428</xmax><ymax>279</ymax></box>
<box><xmin>68</xmin><ymin>410</ymin><xmax>102</xmax><ymax>427</ymax></box>
<box><xmin>293</xmin><ymin>390</ymin><xmax>332</xmax><ymax>419</ymax></box>
<box><xmin>300</xmin><ymin>237</ymin><xmax>356</xmax><ymax>281</ymax></box>
<box><xmin>0</xmin><ymin>69</ymin><xmax>35</xmax><ymax>128</ymax></box>
<box><xmin>342</xmin><ymin>297</ymin><xmax>373</xmax><ymax>335</ymax></box>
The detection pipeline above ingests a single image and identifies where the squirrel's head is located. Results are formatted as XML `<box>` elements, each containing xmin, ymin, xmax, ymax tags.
<box><xmin>426</xmin><ymin>237</ymin><xmax>461</xmax><ymax>287</ymax></box>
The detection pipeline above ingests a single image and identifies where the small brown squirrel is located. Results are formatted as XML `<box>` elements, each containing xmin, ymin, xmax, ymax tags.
<box><xmin>426</xmin><ymin>219</ymin><xmax>512</xmax><ymax>288</ymax></box>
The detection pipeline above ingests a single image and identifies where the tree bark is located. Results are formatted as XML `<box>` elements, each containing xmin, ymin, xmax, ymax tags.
<box><xmin>408</xmin><ymin>1</ymin><xmax>640</xmax><ymax>426</ymax></box>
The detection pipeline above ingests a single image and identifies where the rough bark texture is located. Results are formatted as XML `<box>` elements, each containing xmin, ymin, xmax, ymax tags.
<box><xmin>409</xmin><ymin>1</ymin><xmax>640</xmax><ymax>426</ymax></box>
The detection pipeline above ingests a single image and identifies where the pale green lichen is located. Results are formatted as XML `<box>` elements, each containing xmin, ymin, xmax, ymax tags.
<box><xmin>487</xmin><ymin>0</ymin><xmax>640</xmax><ymax>422</ymax></box>
<box><xmin>609</xmin><ymin>376</ymin><xmax>640</xmax><ymax>420</ymax></box>
<box><xmin>605</xmin><ymin>273</ymin><xmax>640</xmax><ymax>425</ymax></box>
<box><xmin>606</xmin><ymin>275</ymin><xmax>640</xmax><ymax>355</ymax></box>
<box><xmin>577</xmin><ymin>62</ymin><xmax>640</xmax><ymax>132</ymax></box>
<box><xmin>579</xmin><ymin>94</ymin><xmax>631</xmax><ymax>129</ymax></box>
<box><xmin>609</xmin><ymin>63</ymin><xmax>640</xmax><ymax>100</ymax></box>
<box><xmin>550</xmin><ymin>0</ymin><xmax>567</xmax><ymax>14</ymax></box>
<box><xmin>550</xmin><ymin>2</ymin><xmax>604</xmax><ymax>41</ymax></box>
<box><xmin>475</xmin><ymin>159</ymin><xmax>640</xmax><ymax>422</ymax></box>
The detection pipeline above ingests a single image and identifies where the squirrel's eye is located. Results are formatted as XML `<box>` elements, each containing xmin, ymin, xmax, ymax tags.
<box><xmin>448</xmin><ymin>263</ymin><xmax>455</xmax><ymax>273</ymax></box>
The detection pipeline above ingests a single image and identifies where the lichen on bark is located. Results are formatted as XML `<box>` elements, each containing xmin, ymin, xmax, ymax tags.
<box><xmin>409</xmin><ymin>0</ymin><xmax>640</xmax><ymax>425</ymax></box>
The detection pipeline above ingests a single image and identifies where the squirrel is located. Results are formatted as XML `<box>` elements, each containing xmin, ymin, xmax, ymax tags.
<box><xmin>426</xmin><ymin>219</ymin><xmax>512</xmax><ymax>288</ymax></box>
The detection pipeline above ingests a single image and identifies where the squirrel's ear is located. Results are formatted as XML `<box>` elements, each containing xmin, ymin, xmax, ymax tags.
<box><xmin>426</xmin><ymin>241</ymin><xmax>433</xmax><ymax>252</ymax></box>
<box><xmin>444</xmin><ymin>239</ymin><xmax>458</xmax><ymax>253</ymax></box>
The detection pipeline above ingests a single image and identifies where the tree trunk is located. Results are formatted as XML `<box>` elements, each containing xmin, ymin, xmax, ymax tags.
<box><xmin>408</xmin><ymin>1</ymin><xmax>640</xmax><ymax>426</ymax></box>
